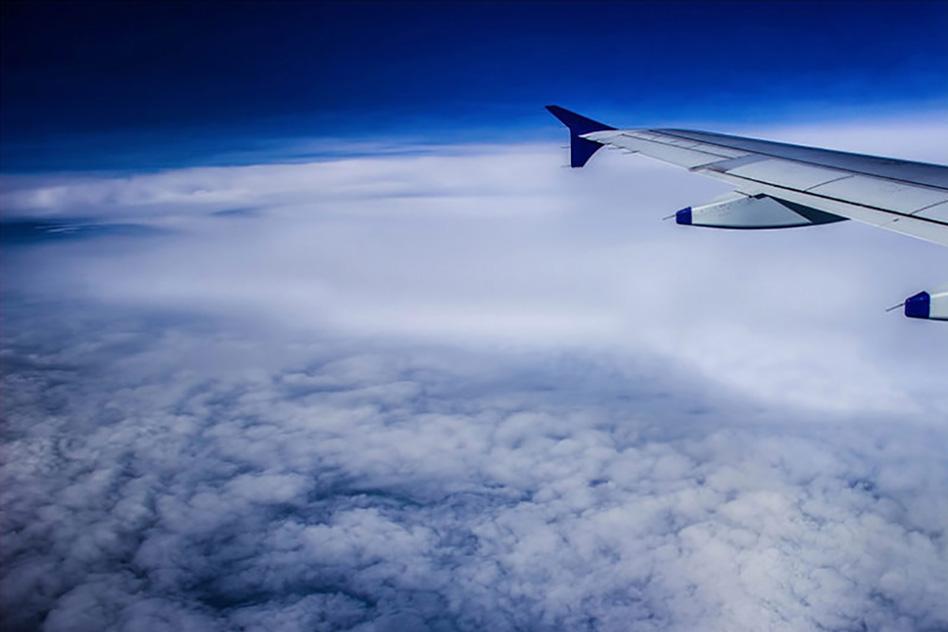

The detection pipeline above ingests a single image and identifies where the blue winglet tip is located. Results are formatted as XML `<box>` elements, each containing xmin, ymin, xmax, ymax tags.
<box><xmin>545</xmin><ymin>105</ymin><xmax>615</xmax><ymax>135</ymax></box>
<box><xmin>546</xmin><ymin>105</ymin><xmax>616</xmax><ymax>168</ymax></box>
<box><xmin>904</xmin><ymin>291</ymin><xmax>931</xmax><ymax>319</ymax></box>
<box><xmin>675</xmin><ymin>207</ymin><xmax>693</xmax><ymax>225</ymax></box>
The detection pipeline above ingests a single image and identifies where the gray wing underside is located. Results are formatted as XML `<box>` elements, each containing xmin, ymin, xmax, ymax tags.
<box><xmin>583</xmin><ymin>128</ymin><xmax>948</xmax><ymax>247</ymax></box>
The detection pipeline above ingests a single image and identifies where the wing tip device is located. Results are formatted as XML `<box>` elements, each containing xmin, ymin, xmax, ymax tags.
<box><xmin>904</xmin><ymin>290</ymin><xmax>948</xmax><ymax>321</ymax></box>
<box><xmin>546</xmin><ymin>105</ymin><xmax>615</xmax><ymax>168</ymax></box>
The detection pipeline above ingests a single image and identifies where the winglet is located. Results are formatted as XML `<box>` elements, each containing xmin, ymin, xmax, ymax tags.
<box><xmin>546</xmin><ymin>105</ymin><xmax>615</xmax><ymax>168</ymax></box>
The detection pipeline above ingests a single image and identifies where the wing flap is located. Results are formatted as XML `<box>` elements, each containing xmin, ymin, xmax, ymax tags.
<box><xmin>725</xmin><ymin>158</ymin><xmax>852</xmax><ymax>190</ymax></box>
<box><xmin>710</xmin><ymin>171</ymin><xmax>948</xmax><ymax>246</ymax></box>
<box><xmin>916</xmin><ymin>201</ymin><xmax>948</xmax><ymax>222</ymax></box>
<box><xmin>807</xmin><ymin>175</ymin><xmax>948</xmax><ymax>213</ymax></box>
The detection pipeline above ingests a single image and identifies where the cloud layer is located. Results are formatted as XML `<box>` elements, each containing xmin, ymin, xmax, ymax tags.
<box><xmin>2</xmin><ymin>308</ymin><xmax>947</xmax><ymax>631</ymax></box>
<box><xmin>2</xmin><ymin>118</ymin><xmax>948</xmax><ymax>630</ymax></box>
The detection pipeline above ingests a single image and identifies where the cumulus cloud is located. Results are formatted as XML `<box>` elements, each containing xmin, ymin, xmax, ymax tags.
<box><xmin>2</xmin><ymin>309</ymin><xmax>947</xmax><ymax>631</ymax></box>
<box><xmin>2</xmin><ymin>117</ymin><xmax>948</xmax><ymax>631</ymax></box>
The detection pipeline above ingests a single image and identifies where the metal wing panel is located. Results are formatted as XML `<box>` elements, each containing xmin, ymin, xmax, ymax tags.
<box><xmin>807</xmin><ymin>175</ymin><xmax>948</xmax><ymax>213</ymax></box>
<box><xmin>585</xmin><ymin>131</ymin><xmax>748</xmax><ymax>169</ymax></box>
<box><xmin>725</xmin><ymin>159</ymin><xmax>852</xmax><ymax>190</ymax></box>
<box><xmin>707</xmin><ymin>169</ymin><xmax>948</xmax><ymax>247</ymax></box>
<box><xmin>917</xmin><ymin>201</ymin><xmax>948</xmax><ymax>222</ymax></box>
<box><xmin>656</xmin><ymin>128</ymin><xmax>948</xmax><ymax>189</ymax></box>
<box><xmin>584</xmin><ymin>126</ymin><xmax>948</xmax><ymax>248</ymax></box>
<box><xmin>687</xmin><ymin>143</ymin><xmax>750</xmax><ymax>158</ymax></box>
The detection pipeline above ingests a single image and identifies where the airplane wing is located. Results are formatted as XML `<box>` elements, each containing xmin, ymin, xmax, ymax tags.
<box><xmin>546</xmin><ymin>105</ymin><xmax>948</xmax><ymax>321</ymax></box>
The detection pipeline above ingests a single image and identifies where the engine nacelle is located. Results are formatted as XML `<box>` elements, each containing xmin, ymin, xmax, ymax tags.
<box><xmin>904</xmin><ymin>289</ymin><xmax>948</xmax><ymax>321</ymax></box>
<box><xmin>675</xmin><ymin>193</ymin><xmax>846</xmax><ymax>229</ymax></box>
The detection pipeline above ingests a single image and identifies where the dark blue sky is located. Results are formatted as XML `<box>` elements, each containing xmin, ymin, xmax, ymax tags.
<box><xmin>2</xmin><ymin>0</ymin><xmax>947</xmax><ymax>171</ymax></box>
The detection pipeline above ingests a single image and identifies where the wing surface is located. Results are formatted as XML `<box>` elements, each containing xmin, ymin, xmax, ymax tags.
<box><xmin>579</xmin><ymin>124</ymin><xmax>948</xmax><ymax>246</ymax></box>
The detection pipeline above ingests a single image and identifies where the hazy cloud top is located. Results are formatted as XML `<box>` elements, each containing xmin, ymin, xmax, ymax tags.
<box><xmin>2</xmin><ymin>117</ymin><xmax>947</xmax><ymax>631</ymax></box>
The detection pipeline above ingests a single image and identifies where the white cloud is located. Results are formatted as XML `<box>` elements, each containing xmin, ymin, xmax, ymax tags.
<box><xmin>3</xmin><ymin>125</ymin><xmax>948</xmax><ymax>414</ymax></box>
<box><xmin>2</xmin><ymin>116</ymin><xmax>948</xmax><ymax>630</ymax></box>
<box><xmin>2</xmin><ymin>318</ymin><xmax>947</xmax><ymax>631</ymax></box>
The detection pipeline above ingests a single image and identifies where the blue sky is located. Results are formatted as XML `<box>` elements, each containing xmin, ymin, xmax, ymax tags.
<box><xmin>2</xmin><ymin>3</ymin><xmax>948</xmax><ymax>631</ymax></box>
<box><xmin>2</xmin><ymin>0</ymin><xmax>947</xmax><ymax>170</ymax></box>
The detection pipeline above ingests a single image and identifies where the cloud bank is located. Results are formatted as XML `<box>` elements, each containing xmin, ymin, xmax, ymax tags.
<box><xmin>2</xmin><ymin>117</ymin><xmax>948</xmax><ymax>631</ymax></box>
<box><xmin>2</xmin><ymin>311</ymin><xmax>947</xmax><ymax>632</ymax></box>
